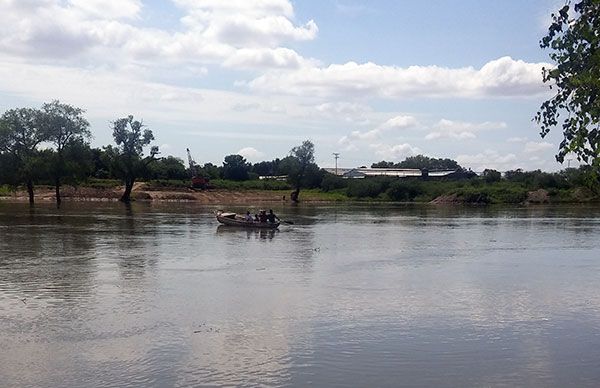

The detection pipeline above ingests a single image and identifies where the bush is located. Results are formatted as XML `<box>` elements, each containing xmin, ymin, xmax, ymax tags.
<box><xmin>386</xmin><ymin>180</ymin><xmax>424</xmax><ymax>201</ymax></box>
<box><xmin>346</xmin><ymin>177</ymin><xmax>393</xmax><ymax>198</ymax></box>
<box><xmin>86</xmin><ymin>178</ymin><xmax>122</xmax><ymax>189</ymax></box>
<box><xmin>453</xmin><ymin>183</ymin><xmax>528</xmax><ymax>204</ymax></box>
<box><xmin>321</xmin><ymin>173</ymin><xmax>347</xmax><ymax>192</ymax></box>
<box><xmin>211</xmin><ymin>179</ymin><xmax>290</xmax><ymax>190</ymax></box>
<box><xmin>0</xmin><ymin>185</ymin><xmax>13</xmax><ymax>196</ymax></box>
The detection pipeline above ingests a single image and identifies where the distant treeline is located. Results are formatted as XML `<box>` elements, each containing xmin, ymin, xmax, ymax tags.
<box><xmin>1</xmin><ymin>101</ymin><xmax>598</xmax><ymax>205</ymax></box>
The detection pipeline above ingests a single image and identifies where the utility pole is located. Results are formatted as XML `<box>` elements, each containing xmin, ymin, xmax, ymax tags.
<box><xmin>333</xmin><ymin>153</ymin><xmax>340</xmax><ymax>175</ymax></box>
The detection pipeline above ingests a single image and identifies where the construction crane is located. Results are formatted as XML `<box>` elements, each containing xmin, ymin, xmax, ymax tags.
<box><xmin>186</xmin><ymin>148</ymin><xmax>209</xmax><ymax>189</ymax></box>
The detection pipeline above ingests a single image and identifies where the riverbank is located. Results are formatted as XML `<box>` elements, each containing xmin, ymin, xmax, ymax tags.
<box><xmin>0</xmin><ymin>182</ymin><xmax>597</xmax><ymax>205</ymax></box>
<box><xmin>0</xmin><ymin>184</ymin><xmax>344</xmax><ymax>204</ymax></box>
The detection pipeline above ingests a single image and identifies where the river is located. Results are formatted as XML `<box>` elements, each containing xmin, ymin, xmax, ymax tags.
<box><xmin>1</xmin><ymin>202</ymin><xmax>599</xmax><ymax>387</ymax></box>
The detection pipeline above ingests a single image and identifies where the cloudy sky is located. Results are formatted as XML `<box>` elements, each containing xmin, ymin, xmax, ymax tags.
<box><xmin>0</xmin><ymin>0</ymin><xmax>571</xmax><ymax>171</ymax></box>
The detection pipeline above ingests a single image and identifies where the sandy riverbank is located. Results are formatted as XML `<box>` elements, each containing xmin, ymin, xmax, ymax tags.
<box><xmin>0</xmin><ymin>183</ymin><xmax>310</xmax><ymax>204</ymax></box>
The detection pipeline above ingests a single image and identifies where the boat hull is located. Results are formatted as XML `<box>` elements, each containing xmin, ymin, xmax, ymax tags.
<box><xmin>215</xmin><ymin>212</ymin><xmax>280</xmax><ymax>229</ymax></box>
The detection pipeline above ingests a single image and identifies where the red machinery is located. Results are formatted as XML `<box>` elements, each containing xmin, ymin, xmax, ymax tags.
<box><xmin>186</xmin><ymin>148</ymin><xmax>210</xmax><ymax>189</ymax></box>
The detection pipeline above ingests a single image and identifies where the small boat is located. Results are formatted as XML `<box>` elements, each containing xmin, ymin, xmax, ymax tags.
<box><xmin>215</xmin><ymin>211</ymin><xmax>280</xmax><ymax>229</ymax></box>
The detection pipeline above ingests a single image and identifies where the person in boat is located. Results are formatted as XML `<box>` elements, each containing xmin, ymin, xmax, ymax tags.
<box><xmin>258</xmin><ymin>210</ymin><xmax>268</xmax><ymax>223</ymax></box>
<box><xmin>245</xmin><ymin>211</ymin><xmax>253</xmax><ymax>222</ymax></box>
<box><xmin>254</xmin><ymin>214</ymin><xmax>259</xmax><ymax>222</ymax></box>
<box><xmin>267</xmin><ymin>209</ymin><xmax>280</xmax><ymax>223</ymax></box>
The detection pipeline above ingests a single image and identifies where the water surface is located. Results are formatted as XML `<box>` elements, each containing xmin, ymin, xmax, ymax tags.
<box><xmin>1</xmin><ymin>202</ymin><xmax>599</xmax><ymax>387</ymax></box>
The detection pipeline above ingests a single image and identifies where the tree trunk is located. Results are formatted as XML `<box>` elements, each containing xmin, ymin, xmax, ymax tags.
<box><xmin>26</xmin><ymin>179</ymin><xmax>34</xmax><ymax>205</ymax></box>
<box><xmin>55</xmin><ymin>176</ymin><xmax>61</xmax><ymax>207</ymax></box>
<box><xmin>120</xmin><ymin>178</ymin><xmax>134</xmax><ymax>203</ymax></box>
<box><xmin>290</xmin><ymin>188</ymin><xmax>300</xmax><ymax>203</ymax></box>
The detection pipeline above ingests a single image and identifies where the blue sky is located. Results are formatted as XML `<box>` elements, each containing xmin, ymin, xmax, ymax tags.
<box><xmin>0</xmin><ymin>0</ymin><xmax>571</xmax><ymax>171</ymax></box>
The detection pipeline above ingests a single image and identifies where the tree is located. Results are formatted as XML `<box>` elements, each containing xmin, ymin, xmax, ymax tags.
<box><xmin>282</xmin><ymin>140</ymin><xmax>316</xmax><ymax>202</ymax></box>
<box><xmin>222</xmin><ymin>154</ymin><xmax>249</xmax><ymax>181</ymax></box>
<box><xmin>371</xmin><ymin>161</ymin><xmax>396</xmax><ymax>168</ymax></box>
<box><xmin>145</xmin><ymin>156</ymin><xmax>188</xmax><ymax>180</ymax></box>
<box><xmin>535</xmin><ymin>0</ymin><xmax>600</xmax><ymax>181</ymax></box>
<box><xmin>40</xmin><ymin>101</ymin><xmax>91</xmax><ymax>206</ymax></box>
<box><xmin>0</xmin><ymin>108</ymin><xmax>45</xmax><ymax>204</ymax></box>
<box><xmin>200</xmin><ymin>162</ymin><xmax>222</xmax><ymax>180</ymax></box>
<box><xmin>397</xmin><ymin>155</ymin><xmax>461</xmax><ymax>170</ymax></box>
<box><xmin>482</xmin><ymin>169</ymin><xmax>502</xmax><ymax>183</ymax></box>
<box><xmin>110</xmin><ymin>116</ymin><xmax>159</xmax><ymax>202</ymax></box>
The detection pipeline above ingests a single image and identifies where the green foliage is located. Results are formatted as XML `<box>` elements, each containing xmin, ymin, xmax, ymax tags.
<box><xmin>222</xmin><ymin>154</ymin><xmax>250</xmax><ymax>181</ymax></box>
<box><xmin>199</xmin><ymin>162</ymin><xmax>222</xmax><ymax>180</ymax></box>
<box><xmin>346</xmin><ymin>177</ymin><xmax>394</xmax><ymax>198</ymax></box>
<box><xmin>535</xmin><ymin>0</ymin><xmax>600</xmax><ymax>172</ymax></box>
<box><xmin>210</xmin><ymin>179</ymin><xmax>290</xmax><ymax>190</ymax></box>
<box><xmin>282</xmin><ymin>140</ymin><xmax>320</xmax><ymax>201</ymax></box>
<box><xmin>372</xmin><ymin>155</ymin><xmax>462</xmax><ymax>170</ymax></box>
<box><xmin>145</xmin><ymin>156</ymin><xmax>188</xmax><ymax>180</ymax></box>
<box><xmin>386</xmin><ymin>180</ymin><xmax>425</xmax><ymax>201</ymax></box>
<box><xmin>86</xmin><ymin>178</ymin><xmax>122</xmax><ymax>189</ymax></box>
<box><xmin>143</xmin><ymin>179</ymin><xmax>190</xmax><ymax>189</ymax></box>
<box><xmin>321</xmin><ymin>173</ymin><xmax>346</xmax><ymax>192</ymax></box>
<box><xmin>251</xmin><ymin>159</ymin><xmax>282</xmax><ymax>176</ymax></box>
<box><xmin>38</xmin><ymin>101</ymin><xmax>92</xmax><ymax>204</ymax></box>
<box><xmin>483</xmin><ymin>169</ymin><xmax>502</xmax><ymax>183</ymax></box>
<box><xmin>0</xmin><ymin>107</ymin><xmax>47</xmax><ymax>202</ymax></box>
<box><xmin>110</xmin><ymin>115</ymin><xmax>159</xmax><ymax>202</ymax></box>
<box><xmin>452</xmin><ymin>183</ymin><xmax>529</xmax><ymax>204</ymax></box>
<box><xmin>0</xmin><ymin>184</ymin><xmax>12</xmax><ymax>196</ymax></box>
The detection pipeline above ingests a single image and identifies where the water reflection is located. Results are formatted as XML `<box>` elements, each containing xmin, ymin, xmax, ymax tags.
<box><xmin>216</xmin><ymin>225</ymin><xmax>278</xmax><ymax>240</ymax></box>
<box><xmin>1</xmin><ymin>202</ymin><xmax>600</xmax><ymax>387</ymax></box>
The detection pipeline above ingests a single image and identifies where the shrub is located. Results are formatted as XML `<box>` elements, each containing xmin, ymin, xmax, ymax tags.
<box><xmin>386</xmin><ymin>180</ymin><xmax>424</xmax><ymax>201</ymax></box>
<box><xmin>346</xmin><ymin>177</ymin><xmax>393</xmax><ymax>198</ymax></box>
<box><xmin>321</xmin><ymin>173</ymin><xmax>347</xmax><ymax>192</ymax></box>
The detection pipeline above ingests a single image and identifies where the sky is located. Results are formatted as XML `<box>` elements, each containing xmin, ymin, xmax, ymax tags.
<box><xmin>0</xmin><ymin>0</ymin><xmax>574</xmax><ymax>171</ymax></box>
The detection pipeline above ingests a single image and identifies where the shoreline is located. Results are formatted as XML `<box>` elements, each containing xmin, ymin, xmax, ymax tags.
<box><xmin>0</xmin><ymin>184</ymin><xmax>597</xmax><ymax>205</ymax></box>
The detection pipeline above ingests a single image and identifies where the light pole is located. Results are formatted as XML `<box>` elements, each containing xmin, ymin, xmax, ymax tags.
<box><xmin>333</xmin><ymin>153</ymin><xmax>340</xmax><ymax>175</ymax></box>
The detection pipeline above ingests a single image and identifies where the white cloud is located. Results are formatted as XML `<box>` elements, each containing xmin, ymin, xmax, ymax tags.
<box><xmin>425</xmin><ymin>119</ymin><xmax>506</xmax><ymax>140</ymax></box>
<box><xmin>0</xmin><ymin>0</ymin><xmax>316</xmax><ymax>70</ymax></box>
<box><xmin>338</xmin><ymin>115</ymin><xmax>418</xmax><ymax>148</ymax></box>
<box><xmin>237</xmin><ymin>146</ymin><xmax>265</xmax><ymax>161</ymax></box>
<box><xmin>370</xmin><ymin>143</ymin><xmax>421</xmax><ymax>161</ymax></box>
<box><xmin>524</xmin><ymin>141</ymin><xmax>553</xmax><ymax>153</ymax></box>
<box><xmin>69</xmin><ymin>0</ymin><xmax>142</xmax><ymax>19</ymax></box>
<box><xmin>456</xmin><ymin>150</ymin><xmax>518</xmax><ymax>171</ymax></box>
<box><xmin>507</xmin><ymin>136</ymin><xmax>528</xmax><ymax>143</ymax></box>
<box><xmin>380</xmin><ymin>115</ymin><xmax>419</xmax><ymax>130</ymax></box>
<box><xmin>249</xmin><ymin>56</ymin><xmax>551</xmax><ymax>99</ymax></box>
<box><xmin>315</xmin><ymin>101</ymin><xmax>372</xmax><ymax>124</ymax></box>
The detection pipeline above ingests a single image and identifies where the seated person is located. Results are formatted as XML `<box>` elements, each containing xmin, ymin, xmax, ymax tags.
<box><xmin>259</xmin><ymin>210</ymin><xmax>268</xmax><ymax>223</ymax></box>
<box><xmin>245</xmin><ymin>211</ymin><xmax>253</xmax><ymax>221</ymax></box>
<box><xmin>254</xmin><ymin>214</ymin><xmax>259</xmax><ymax>222</ymax></box>
<box><xmin>267</xmin><ymin>209</ymin><xmax>280</xmax><ymax>223</ymax></box>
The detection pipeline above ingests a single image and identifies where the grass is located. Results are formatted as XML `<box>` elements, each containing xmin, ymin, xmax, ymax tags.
<box><xmin>210</xmin><ymin>179</ymin><xmax>291</xmax><ymax>191</ymax></box>
<box><xmin>0</xmin><ymin>185</ymin><xmax>13</xmax><ymax>197</ymax></box>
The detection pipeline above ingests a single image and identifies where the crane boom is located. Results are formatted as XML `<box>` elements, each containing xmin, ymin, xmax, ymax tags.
<box><xmin>186</xmin><ymin>148</ymin><xmax>210</xmax><ymax>189</ymax></box>
<box><xmin>186</xmin><ymin>148</ymin><xmax>198</xmax><ymax>176</ymax></box>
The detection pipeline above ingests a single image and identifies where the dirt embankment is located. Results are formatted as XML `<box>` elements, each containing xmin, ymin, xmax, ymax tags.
<box><xmin>0</xmin><ymin>183</ymin><xmax>292</xmax><ymax>204</ymax></box>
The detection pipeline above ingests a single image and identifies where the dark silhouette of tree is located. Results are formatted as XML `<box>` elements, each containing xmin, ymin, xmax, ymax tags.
<box><xmin>200</xmin><ymin>162</ymin><xmax>222</xmax><ymax>180</ymax></box>
<box><xmin>40</xmin><ymin>100</ymin><xmax>91</xmax><ymax>207</ymax></box>
<box><xmin>372</xmin><ymin>155</ymin><xmax>462</xmax><ymax>171</ymax></box>
<box><xmin>222</xmin><ymin>154</ymin><xmax>249</xmax><ymax>181</ymax></box>
<box><xmin>482</xmin><ymin>169</ymin><xmax>502</xmax><ymax>183</ymax></box>
<box><xmin>282</xmin><ymin>140</ymin><xmax>316</xmax><ymax>202</ymax></box>
<box><xmin>0</xmin><ymin>108</ymin><xmax>45</xmax><ymax>204</ymax></box>
<box><xmin>535</xmin><ymin>0</ymin><xmax>600</xmax><ymax>182</ymax></box>
<box><xmin>145</xmin><ymin>156</ymin><xmax>188</xmax><ymax>180</ymax></box>
<box><xmin>110</xmin><ymin>116</ymin><xmax>158</xmax><ymax>202</ymax></box>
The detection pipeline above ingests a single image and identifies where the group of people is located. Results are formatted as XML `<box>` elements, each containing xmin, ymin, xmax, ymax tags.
<box><xmin>245</xmin><ymin>209</ymin><xmax>280</xmax><ymax>224</ymax></box>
